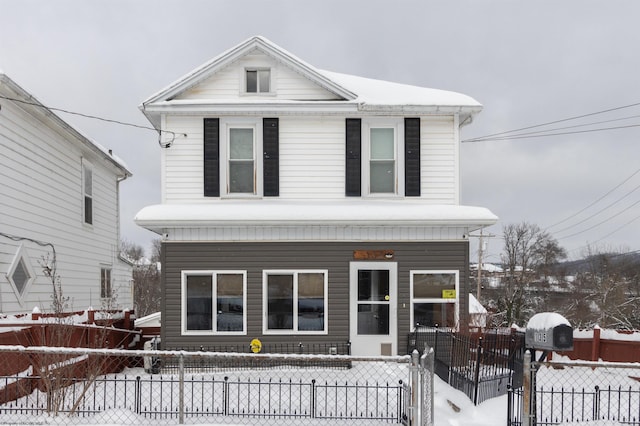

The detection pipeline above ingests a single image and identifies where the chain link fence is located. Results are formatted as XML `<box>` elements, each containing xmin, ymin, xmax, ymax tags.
<box><xmin>509</xmin><ymin>356</ymin><xmax>640</xmax><ymax>425</ymax></box>
<box><xmin>0</xmin><ymin>345</ymin><xmax>434</xmax><ymax>425</ymax></box>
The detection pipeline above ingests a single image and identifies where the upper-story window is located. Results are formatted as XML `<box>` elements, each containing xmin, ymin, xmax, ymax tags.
<box><xmin>246</xmin><ymin>69</ymin><xmax>270</xmax><ymax>93</ymax></box>
<box><xmin>369</xmin><ymin>128</ymin><xmax>396</xmax><ymax>194</ymax></box>
<box><xmin>82</xmin><ymin>160</ymin><xmax>93</xmax><ymax>225</ymax></box>
<box><xmin>228</xmin><ymin>128</ymin><xmax>256</xmax><ymax>193</ymax></box>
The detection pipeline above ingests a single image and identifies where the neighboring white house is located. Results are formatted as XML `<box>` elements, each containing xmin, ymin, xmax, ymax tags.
<box><xmin>0</xmin><ymin>73</ymin><xmax>133</xmax><ymax>314</ymax></box>
<box><xmin>135</xmin><ymin>36</ymin><xmax>497</xmax><ymax>356</ymax></box>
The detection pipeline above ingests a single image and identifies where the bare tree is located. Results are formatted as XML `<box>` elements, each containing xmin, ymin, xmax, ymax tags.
<box><xmin>121</xmin><ymin>239</ymin><xmax>161</xmax><ymax>317</ymax></box>
<box><xmin>495</xmin><ymin>222</ymin><xmax>565</xmax><ymax>326</ymax></box>
<box><xmin>565</xmin><ymin>245</ymin><xmax>640</xmax><ymax>330</ymax></box>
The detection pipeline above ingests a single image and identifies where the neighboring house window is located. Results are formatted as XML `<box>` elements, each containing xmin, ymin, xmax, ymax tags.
<box><xmin>7</xmin><ymin>245</ymin><xmax>36</xmax><ymax>302</ymax></box>
<box><xmin>82</xmin><ymin>161</ymin><xmax>93</xmax><ymax>225</ymax></box>
<box><xmin>100</xmin><ymin>267</ymin><xmax>112</xmax><ymax>298</ymax></box>
<box><xmin>203</xmin><ymin>118</ymin><xmax>279</xmax><ymax>198</ymax></box>
<box><xmin>182</xmin><ymin>271</ymin><xmax>246</xmax><ymax>334</ymax></box>
<box><xmin>410</xmin><ymin>271</ymin><xmax>458</xmax><ymax>328</ymax></box>
<box><xmin>263</xmin><ymin>270</ymin><xmax>328</xmax><ymax>334</ymax></box>
<box><xmin>246</xmin><ymin>69</ymin><xmax>270</xmax><ymax>93</ymax></box>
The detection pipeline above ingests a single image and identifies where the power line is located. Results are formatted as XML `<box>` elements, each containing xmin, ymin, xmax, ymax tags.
<box><xmin>551</xmin><ymin>181</ymin><xmax>640</xmax><ymax>235</ymax></box>
<box><xmin>463</xmin><ymin>123</ymin><xmax>640</xmax><ymax>143</ymax></box>
<box><xmin>462</xmin><ymin>101</ymin><xmax>640</xmax><ymax>143</ymax></box>
<box><xmin>545</xmin><ymin>167</ymin><xmax>640</xmax><ymax>231</ymax></box>
<box><xmin>0</xmin><ymin>94</ymin><xmax>184</xmax><ymax>148</ymax></box>
<box><xmin>556</xmin><ymin>198</ymin><xmax>640</xmax><ymax>240</ymax></box>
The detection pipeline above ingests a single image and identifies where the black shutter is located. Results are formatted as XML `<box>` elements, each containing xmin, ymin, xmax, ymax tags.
<box><xmin>263</xmin><ymin>118</ymin><xmax>279</xmax><ymax>196</ymax></box>
<box><xmin>203</xmin><ymin>118</ymin><xmax>220</xmax><ymax>197</ymax></box>
<box><xmin>404</xmin><ymin>118</ymin><xmax>421</xmax><ymax>196</ymax></box>
<box><xmin>345</xmin><ymin>118</ymin><xmax>362</xmax><ymax>197</ymax></box>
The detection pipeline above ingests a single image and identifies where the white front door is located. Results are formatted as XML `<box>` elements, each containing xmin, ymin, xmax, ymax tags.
<box><xmin>349</xmin><ymin>262</ymin><xmax>397</xmax><ymax>356</ymax></box>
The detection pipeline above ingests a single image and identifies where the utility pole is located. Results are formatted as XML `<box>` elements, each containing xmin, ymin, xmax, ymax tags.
<box><xmin>477</xmin><ymin>229</ymin><xmax>484</xmax><ymax>300</ymax></box>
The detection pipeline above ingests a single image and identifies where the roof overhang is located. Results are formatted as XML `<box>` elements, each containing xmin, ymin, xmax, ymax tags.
<box><xmin>135</xmin><ymin>200</ymin><xmax>498</xmax><ymax>235</ymax></box>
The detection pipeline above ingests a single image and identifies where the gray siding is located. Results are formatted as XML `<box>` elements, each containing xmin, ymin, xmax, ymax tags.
<box><xmin>161</xmin><ymin>241</ymin><xmax>469</xmax><ymax>354</ymax></box>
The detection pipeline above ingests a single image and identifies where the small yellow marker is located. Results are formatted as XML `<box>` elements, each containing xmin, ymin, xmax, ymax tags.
<box><xmin>250</xmin><ymin>338</ymin><xmax>262</xmax><ymax>353</ymax></box>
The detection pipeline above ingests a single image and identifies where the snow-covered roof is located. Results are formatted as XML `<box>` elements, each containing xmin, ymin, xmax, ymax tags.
<box><xmin>469</xmin><ymin>293</ymin><xmax>488</xmax><ymax>314</ymax></box>
<box><xmin>135</xmin><ymin>200</ymin><xmax>497</xmax><ymax>233</ymax></box>
<box><xmin>140</xmin><ymin>36</ymin><xmax>482</xmax><ymax>128</ymax></box>
<box><xmin>0</xmin><ymin>73</ymin><xmax>132</xmax><ymax>177</ymax></box>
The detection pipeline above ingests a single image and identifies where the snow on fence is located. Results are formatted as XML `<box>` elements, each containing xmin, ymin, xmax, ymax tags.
<box><xmin>0</xmin><ymin>345</ymin><xmax>434</xmax><ymax>425</ymax></box>
<box><xmin>508</xmin><ymin>358</ymin><xmax>640</xmax><ymax>425</ymax></box>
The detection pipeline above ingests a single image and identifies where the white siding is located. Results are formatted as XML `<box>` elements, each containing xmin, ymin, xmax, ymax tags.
<box><xmin>162</xmin><ymin>115</ymin><xmax>460</xmax><ymax>204</ymax></box>
<box><xmin>0</xmin><ymin>98</ymin><xmax>132</xmax><ymax>314</ymax></box>
<box><xmin>176</xmin><ymin>52</ymin><xmax>341</xmax><ymax>101</ymax></box>
<box><xmin>279</xmin><ymin>117</ymin><xmax>345</xmax><ymax>199</ymax></box>
<box><xmin>422</xmin><ymin>116</ymin><xmax>457</xmax><ymax>204</ymax></box>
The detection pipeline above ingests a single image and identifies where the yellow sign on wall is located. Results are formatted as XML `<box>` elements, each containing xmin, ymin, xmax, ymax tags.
<box><xmin>250</xmin><ymin>338</ymin><xmax>262</xmax><ymax>353</ymax></box>
<box><xmin>442</xmin><ymin>289</ymin><xmax>456</xmax><ymax>299</ymax></box>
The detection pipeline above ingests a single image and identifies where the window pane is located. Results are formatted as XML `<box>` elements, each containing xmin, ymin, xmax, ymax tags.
<box><xmin>413</xmin><ymin>302</ymin><xmax>455</xmax><ymax>328</ymax></box>
<box><xmin>84</xmin><ymin>167</ymin><xmax>92</xmax><ymax>196</ymax></box>
<box><xmin>358</xmin><ymin>304</ymin><xmax>389</xmax><ymax>334</ymax></box>
<box><xmin>370</xmin><ymin>161</ymin><xmax>395</xmax><ymax>193</ymax></box>
<box><xmin>298</xmin><ymin>273</ymin><xmax>324</xmax><ymax>331</ymax></box>
<box><xmin>217</xmin><ymin>274</ymin><xmax>243</xmax><ymax>332</ymax></box>
<box><xmin>13</xmin><ymin>260</ymin><xmax>29</xmax><ymax>294</ymax></box>
<box><xmin>230</xmin><ymin>129</ymin><xmax>253</xmax><ymax>159</ymax></box>
<box><xmin>370</xmin><ymin>128</ymin><xmax>394</xmax><ymax>159</ymax></box>
<box><xmin>267</xmin><ymin>275</ymin><xmax>293</xmax><ymax>330</ymax></box>
<box><xmin>246</xmin><ymin>70</ymin><xmax>257</xmax><ymax>92</ymax></box>
<box><xmin>229</xmin><ymin>161</ymin><xmax>254</xmax><ymax>193</ymax></box>
<box><xmin>258</xmin><ymin>70</ymin><xmax>270</xmax><ymax>92</ymax></box>
<box><xmin>186</xmin><ymin>275</ymin><xmax>212</xmax><ymax>331</ymax></box>
<box><xmin>413</xmin><ymin>273</ymin><xmax>456</xmax><ymax>299</ymax></box>
<box><xmin>358</xmin><ymin>270</ymin><xmax>389</xmax><ymax>301</ymax></box>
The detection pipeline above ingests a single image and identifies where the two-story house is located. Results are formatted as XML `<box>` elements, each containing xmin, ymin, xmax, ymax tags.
<box><xmin>135</xmin><ymin>36</ymin><xmax>497</xmax><ymax>356</ymax></box>
<box><xmin>0</xmin><ymin>73</ymin><xmax>133</xmax><ymax>314</ymax></box>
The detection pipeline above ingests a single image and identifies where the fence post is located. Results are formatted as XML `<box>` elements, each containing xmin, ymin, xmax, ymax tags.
<box><xmin>135</xmin><ymin>376</ymin><xmax>141</xmax><ymax>415</ymax></box>
<box><xmin>522</xmin><ymin>351</ymin><xmax>532</xmax><ymax>426</ymax></box>
<box><xmin>420</xmin><ymin>347</ymin><xmax>435</xmax><ymax>426</ymax></box>
<box><xmin>411</xmin><ymin>349</ymin><xmax>422</xmax><ymax>425</ymax></box>
<box><xmin>179</xmin><ymin>353</ymin><xmax>184</xmax><ymax>424</ymax></box>
<box><xmin>473</xmin><ymin>337</ymin><xmax>483</xmax><ymax>405</ymax></box>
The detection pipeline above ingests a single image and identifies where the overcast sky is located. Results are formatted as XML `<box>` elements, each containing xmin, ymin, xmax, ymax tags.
<box><xmin>2</xmin><ymin>0</ymin><xmax>640</xmax><ymax>263</ymax></box>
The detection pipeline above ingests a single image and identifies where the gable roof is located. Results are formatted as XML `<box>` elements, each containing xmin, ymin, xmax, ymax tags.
<box><xmin>140</xmin><ymin>36</ymin><xmax>482</xmax><ymax>128</ymax></box>
<box><xmin>143</xmin><ymin>36</ymin><xmax>357</xmax><ymax>105</ymax></box>
<box><xmin>1</xmin><ymin>73</ymin><xmax>132</xmax><ymax>177</ymax></box>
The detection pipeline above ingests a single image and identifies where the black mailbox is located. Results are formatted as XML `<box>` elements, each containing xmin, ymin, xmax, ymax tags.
<box><xmin>525</xmin><ymin>312</ymin><xmax>573</xmax><ymax>351</ymax></box>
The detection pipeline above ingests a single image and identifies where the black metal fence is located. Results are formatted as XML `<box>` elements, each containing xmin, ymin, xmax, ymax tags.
<box><xmin>407</xmin><ymin>327</ymin><xmax>525</xmax><ymax>405</ymax></box>
<box><xmin>508</xmin><ymin>359</ymin><xmax>640</xmax><ymax>425</ymax></box>
<box><xmin>0</xmin><ymin>345</ymin><xmax>433</xmax><ymax>425</ymax></box>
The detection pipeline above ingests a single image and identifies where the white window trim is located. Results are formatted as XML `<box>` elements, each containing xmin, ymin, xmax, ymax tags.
<box><xmin>7</xmin><ymin>244</ymin><xmax>36</xmax><ymax>306</ymax></box>
<box><xmin>409</xmin><ymin>270</ymin><xmax>459</xmax><ymax>329</ymax></box>
<box><xmin>362</xmin><ymin>118</ymin><xmax>405</xmax><ymax>197</ymax></box>
<box><xmin>241</xmin><ymin>66</ymin><xmax>276</xmax><ymax>96</ymax></box>
<box><xmin>82</xmin><ymin>158</ymin><xmax>94</xmax><ymax>226</ymax></box>
<box><xmin>181</xmin><ymin>270</ymin><xmax>247</xmax><ymax>336</ymax></box>
<box><xmin>219</xmin><ymin>118</ymin><xmax>263</xmax><ymax>198</ymax></box>
<box><xmin>262</xmin><ymin>269</ymin><xmax>329</xmax><ymax>335</ymax></box>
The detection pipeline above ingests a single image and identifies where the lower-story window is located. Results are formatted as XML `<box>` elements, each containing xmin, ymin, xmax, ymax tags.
<box><xmin>410</xmin><ymin>271</ymin><xmax>459</xmax><ymax>328</ymax></box>
<box><xmin>263</xmin><ymin>270</ymin><xmax>328</xmax><ymax>334</ymax></box>
<box><xmin>182</xmin><ymin>271</ymin><xmax>246</xmax><ymax>335</ymax></box>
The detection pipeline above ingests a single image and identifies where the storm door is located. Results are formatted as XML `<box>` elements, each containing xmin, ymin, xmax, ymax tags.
<box><xmin>349</xmin><ymin>262</ymin><xmax>397</xmax><ymax>356</ymax></box>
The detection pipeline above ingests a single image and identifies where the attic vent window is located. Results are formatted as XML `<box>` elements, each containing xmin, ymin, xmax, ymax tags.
<box><xmin>7</xmin><ymin>245</ymin><xmax>36</xmax><ymax>302</ymax></box>
<box><xmin>246</xmin><ymin>69</ymin><xmax>270</xmax><ymax>93</ymax></box>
